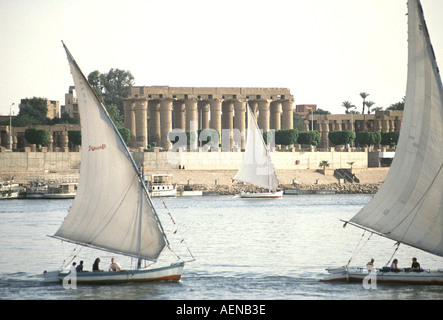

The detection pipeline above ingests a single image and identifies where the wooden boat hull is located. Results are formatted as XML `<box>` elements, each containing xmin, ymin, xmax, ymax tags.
<box><xmin>43</xmin><ymin>262</ymin><xmax>184</xmax><ymax>284</ymax></box>
<box><xmin>322</xmin><ymin>266</ymin><xmax>443</xmax><ymax>285</ymax></box>
<box><xmin>238</xmin><ymin>191</ymin><xmax>283</xmax><ymax>198</ymax></box>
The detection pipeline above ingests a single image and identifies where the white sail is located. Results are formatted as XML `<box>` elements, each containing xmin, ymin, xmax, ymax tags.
<box><xmin>53</xmin><ymin>43</ymin><xmax>166</xmax><ymax>261</ymax></box>
<box><xmin>233</xmin><ymin>107</ymin><xmax>279</xmax><ymax>190</ymax></box>
<box><xmin>349</xmin><ymin>0</ymin><xmax>443</xmax><ymax>257</ymax></box>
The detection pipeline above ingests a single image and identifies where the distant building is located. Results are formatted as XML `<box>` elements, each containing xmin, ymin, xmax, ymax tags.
<box><xmin>46</xmin><ymin>100</ymin><xmax>60</xmax><ymax>119</ymax></box>
<box><xmin>61</xmin><ymin>86</ymin><xmax>80</xmax><ymax>119</ymax></box>
<box><xmin>295</xmin><ymin>104</ymin><xmax>317</xmax><ymax>115</ymax></box>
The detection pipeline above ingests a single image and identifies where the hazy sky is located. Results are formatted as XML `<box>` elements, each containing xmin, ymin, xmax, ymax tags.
<box><xmin>1</xmin><ymin>0</ymin><xmax>442</xmax><ymax>116</ymax></box>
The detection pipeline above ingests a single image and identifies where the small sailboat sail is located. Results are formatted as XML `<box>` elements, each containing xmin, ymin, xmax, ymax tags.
<box><xmin>45</xmin><ymin>42</ymin><xmax>186</xmax><ymax>283</ymax></box>
<box><xmin>233</xmin><ymin>106</ymin><xmax>282</xmax><ymax>198</ymax></box>
<box><xmin>325</xmin><ymin>0</ymin><xmax>443</xmax><ymax>284</ymax></box>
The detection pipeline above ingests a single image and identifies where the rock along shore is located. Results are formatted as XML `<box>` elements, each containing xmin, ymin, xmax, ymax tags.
<box><xmin>2</xmin><ymin>168</ymin><xmax>389</xmax><ymax>196</ymax></box>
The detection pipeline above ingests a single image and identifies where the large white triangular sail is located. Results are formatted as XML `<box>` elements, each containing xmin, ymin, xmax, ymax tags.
<box><xmin>53</xmin><ymin>43</ymin><xmax>166</xmax><ymax>261</ymax></box>
<box><xmin>233</xmin><ymin>106</ymin><xmax>279</xmax><ymax>190</ymax></box>
<box><xmin>349</xmin><ymin>0</ymin><xmax>443</xmax><ymax>257</ymax></box>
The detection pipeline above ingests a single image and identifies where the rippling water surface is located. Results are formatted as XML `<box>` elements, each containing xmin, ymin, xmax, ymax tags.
<box><xmin>1</xmin><ymin>195</ymin><xmax>443</xmax><ymax>301</ymax></box>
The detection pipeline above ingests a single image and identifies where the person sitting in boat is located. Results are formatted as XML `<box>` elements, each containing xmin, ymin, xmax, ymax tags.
<box><xmin>93</xmin><ymin>258</ymin><xmax>103</xmax><ymax>272</ymax></box>
<box><xmin>366</xmin><ymin>258</ymin><xmax>375</xmax><ymax>272</ymax></box>
<box><xmin>410</xmin><ymin>257</ymin><xmax>421</xmax><ymax>272</ymax></box>
<box><xmin>109</xmin><ymin>257</ymin><xmax>122</xmax><ymax>272</ymax></box>
<box><xmin>390</xmin><ymin>259</ymin><xmax>401</xmax><ymax>272</ymax></box>
<box><xmin>76</xmin><ymin>260</ymin><xmax>85</xmax><ymax>272</ymax></box>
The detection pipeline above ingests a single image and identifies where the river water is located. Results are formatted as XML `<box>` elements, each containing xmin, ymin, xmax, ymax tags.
<box><xmin>1</xmin><ymin>194</ymin><xmax>443</xmax><ymax>303</ymax></box>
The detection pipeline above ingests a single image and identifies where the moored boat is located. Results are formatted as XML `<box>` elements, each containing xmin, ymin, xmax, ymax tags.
<box><xmin>147</xmin><ymin>174</ymin><xmax>177</xmax><ymax>197</ymax></box>
<box><xmin>0</xmin><ymin>180</ymin><xmax>23</xmax><ymax>199</ymax></box>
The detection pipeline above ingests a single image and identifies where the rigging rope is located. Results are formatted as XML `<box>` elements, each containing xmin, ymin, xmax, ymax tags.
<box><xmin>346</xmin><ymin>230</ymin><xmax>373</xmax><ymax>268</ymax></box>
<box><xmin>160</xmin><ymin>199</ymin><xmax>196</xmax><ymax>262</ymax></box>
<box><xmin>60</xmin><ymin>243</ymin><xmax>84</xmax><ymax>270</ymax></box>
<box><xmin>385</xmin><ymin>242</ymin><xmax>401</xmax><ymax>267</ymax></box>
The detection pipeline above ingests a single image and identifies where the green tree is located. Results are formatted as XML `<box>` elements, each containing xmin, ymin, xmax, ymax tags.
<box><xmin>356</xmin><ymin>131</ymin><xmax>381</xmax><ymax>147</ymax></box>
<box><xmin>380</xmin><ymin>132</ymin><xmax>400</xmax><ymax>147</ymax></box>
<box><xmin>13</xmin><ymin>97</ymin><xmax>50</xmax><ymax>126</ymax></box>
<box><xmin>24</xmin><ymin>128</ymin><xmax>50</xmax><ymax>146</ymax></box>
<box><xmin>365</xmin><ymin>101</ymin><xmax>375</xmax><ymax>114</ymax></box>
<box><xmin>118</xmin><ymin>127</ymin><xmax>131</xmax><ymax>145</ymax></box>
<box><xmin>313</xmin><ymin>108</ymin><xmax>330</xmax><ymax>115</ymax></box>
<box><xmin>360</xmin><ymin>92</ymin><xmax>369</xmax><ymax>114</ymax></box>
<box><xmin>88</xmin><ymin>69</ymin><xmax>134</xmax><ymax>114</ymax></box>
<box><xmin>342</xmin><ymin>101</ymin><xmax>356</xmax><ymax>114</ymax></box>
<box><xmin>319</xmin><ymin>160</ymin><xmax>330</xmax><ymax>174</ymax></box>
<box><xmin>298</xmin><ymin>130</ymin><xmax>320</xmax><ymax>146</ymax></box>
<box><xmin>68</xmin><ymin>130</ymin><xmax>82</xmax><ymax>146</ymax></box>
<box><xmin>51</xmin><ymin>112</ymin><xmax>79</xmax><ymax>125</ymax></box>
<box><xmin>275</xmin><ymin>129</ymin><xmax>299</xmax><ymax>146</ymax></box>
<box><xmin>328</xmin><ymin>131</ymin><xmax>354</xmax><ymax>146</ymax></box>
<box><xmin>387</xmin><ymin>97</ymin><xmax>405</xmax><ymax>110</ymax></box>
<box><xmin>106</xmin><ymin>103</ymin><xmax>125</xmax><ymax>128</ymax></box>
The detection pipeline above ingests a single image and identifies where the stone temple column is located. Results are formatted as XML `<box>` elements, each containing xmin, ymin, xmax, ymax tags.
<box><xmin>257</xmin><ymin>99</ymin><xmax>270</xmax><ymax>132</ymax></box>
<box><xmin>320</xmin><ymin>120</ymin><xmax>329</xmax><ymax>149</ymax></box>
<box><xmin>209</xmin><ymin>98</ymin><xmax>222</xmax><ymax>142</ymax></box>
<box><xmin>135</xmin><ymin>99</ymin><xmax>148</xmax><ymax>148</ymax></box>
<box><xmin>148</xmin><ymin>100</ymin><xmax>161</xmax><ymax>147</ymax></box>
<box><xmin>173</xmin><ymin>100</ymin><xmax>185</xmax><ymax>130</ymax></box>
<box><xmin>381</xmin><ymin>118</ymin><xmax>389</xmax><ymax>132</ymax></box>
<box><xmin>160</xmin><ymin>98</ymin><xmax>173</xmax><ymax>150</ymax></box>
<box><xmin>222</xmin><ymin>100</ymin><xmax>234</xmax><ymax>150</ymax></box>
<box><xmin>199</xmin><ymin>100</ymin><xmax>210</xmax><ymax>130</ymax></box>
<box><xmin>123</xmin><ymin>99</ymin><xmax>136</xmax><ymax>144</ymax></box>
<box><xmin>233</xmin><ymin>99</ymin><xmax>246</xmax><ymax>150</ymax></box>
<box><xmin>270</xmin><ymin>101</ymin><xmax>282</xmax><ymax>131</ymax></box>
<box><xmin>185</xmin><ymin>98</ymin><xmax>198</xmax><ymax>131</ymax></box>
<box><xmin>248</xmin><ymin>100</ymin><xmax>258</xmax><ymax>120</ymax></box>
<box><xmin>281</xmin><ymin>99</ymin><xmax>294</xmax><ymax>130</ymax></box>
<box><xmin>61</xmin><ymin>131</ymin><xmax>69</xmax><ymax>152</ymax></box>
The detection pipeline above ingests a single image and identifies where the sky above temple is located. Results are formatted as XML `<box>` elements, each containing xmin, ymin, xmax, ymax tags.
<box><xmin>1</xmin><ymin>0</ymin><xmax>442</xmax><ymax>116</ymax></box>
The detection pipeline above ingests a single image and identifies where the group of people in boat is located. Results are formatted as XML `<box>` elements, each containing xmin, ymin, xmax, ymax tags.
<box><xmin>71</xmin><ymin>257</ymin><xmax>122</xmax><ymax>272</ymax></box>
<box><xmin>366</xmin><ymin>257</ymin><xmax>422</xmax><ymax>272</ymax></box>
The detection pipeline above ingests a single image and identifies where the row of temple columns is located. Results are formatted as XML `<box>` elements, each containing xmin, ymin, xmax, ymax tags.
<box><xmin>123</xmin><ymin>98</ymin><xmax>294</xmax><ymax>150</ymax></box>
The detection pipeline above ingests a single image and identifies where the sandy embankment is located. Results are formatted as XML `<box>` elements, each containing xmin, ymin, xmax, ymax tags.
<box><xmin>146</xmin><ymin>168</ymin><xmax>390</xmax><ymax>195</ymax></box>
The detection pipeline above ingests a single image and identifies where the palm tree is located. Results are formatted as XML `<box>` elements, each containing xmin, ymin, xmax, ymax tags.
<box><xmin>342</xmin><ymin>101</ymin><xmax>356</xmax><ymax>114</ymax></box>
<box><xmin>360</xmin><ymin>92</ymin><xmax>369</xmax><ymax>114</ymax></box>
<box><xmin>365</xmin><ymin>101</ymin><xmax>375</xmax><ymax>114</ymax></box>
<box><xmin>319</xmin><ymin>160</ymin><xmax>330</xmax><ymax>175</ymax></box>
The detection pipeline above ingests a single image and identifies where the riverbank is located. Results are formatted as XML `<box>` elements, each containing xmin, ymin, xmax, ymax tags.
<box><xmin>1</xmin><ymin>168</ymin><xmax>389</xmax><ymax>195</ymax></box>
<box><xmin>147</xmin><ymin>168</ymin><xmax>389</xmax><ymax>195</ymax></box>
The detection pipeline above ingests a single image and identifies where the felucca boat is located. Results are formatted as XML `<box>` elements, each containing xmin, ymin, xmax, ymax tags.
<box><xmin>233</xmin><ymin>106</ymin><xmax>282</xmax><ymax>198</ymax></box>
<box><xmin>43</xmin><ymin>43</ymin><xmax>190</xmax><ymax>284</ymax></box>
<box><xmin>324</xmin><ymin>0</ymin><xmax>443</xmax><ymax>285</ymax></box>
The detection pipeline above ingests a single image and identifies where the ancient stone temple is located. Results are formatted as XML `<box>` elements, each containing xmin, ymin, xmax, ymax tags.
<box><xmin>123</xmin><ymin>86</ymin><xmax>295</xmax><ymax>150</ymax></box>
